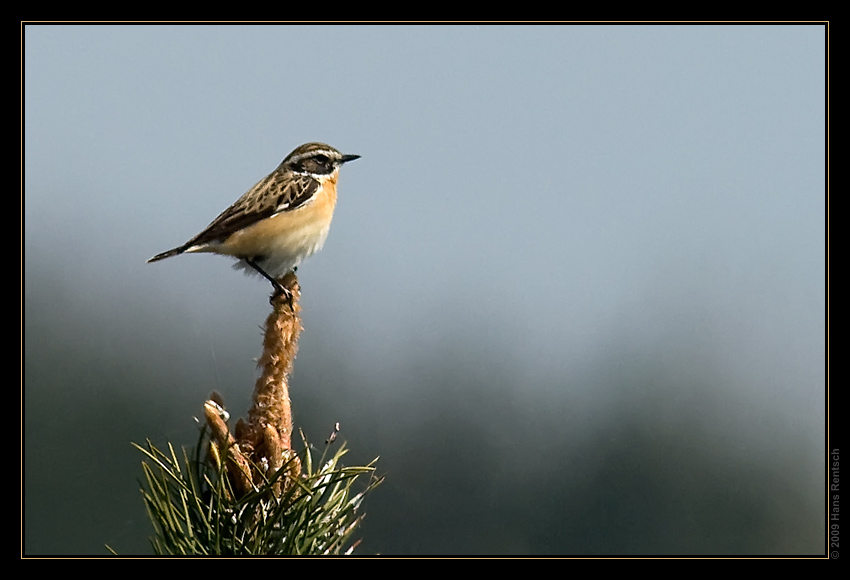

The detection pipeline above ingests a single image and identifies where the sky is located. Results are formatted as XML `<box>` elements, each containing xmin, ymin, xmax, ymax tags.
<box><xmin>23</xmin><ymin>24</ymin><xmax>826</xmax><ymax>556</ymax></box>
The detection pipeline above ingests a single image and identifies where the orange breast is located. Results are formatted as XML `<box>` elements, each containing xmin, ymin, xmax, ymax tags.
<box><xmin>220</xmin><ymin>179</ymin><xmax>338</xmax><ymax>259</ymax></box>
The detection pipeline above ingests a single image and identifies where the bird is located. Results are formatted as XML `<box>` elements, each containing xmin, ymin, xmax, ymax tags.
<box><xmin>148</xmin><ymin>142</ymin><xmax>360</xmax><ymax>298</ymax></box>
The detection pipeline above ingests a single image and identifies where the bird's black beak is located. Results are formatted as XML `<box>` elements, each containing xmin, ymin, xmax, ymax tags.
<box><xmin>341</xmin><ymin>154</ymin><xmax>361</xmax><ymax>164</ymax></box>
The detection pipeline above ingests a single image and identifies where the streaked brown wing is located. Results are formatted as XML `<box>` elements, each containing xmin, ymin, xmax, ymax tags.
<box><xmin>187</xmin><ymin>172</ymin><xmax>319</xmax><ymax>247</ymax></box>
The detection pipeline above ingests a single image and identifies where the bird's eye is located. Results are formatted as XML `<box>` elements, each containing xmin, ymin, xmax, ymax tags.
<box><xmin>313</xmin><ymin>154</ymin><xmax>329</xmax><ymax>164</ymax></box>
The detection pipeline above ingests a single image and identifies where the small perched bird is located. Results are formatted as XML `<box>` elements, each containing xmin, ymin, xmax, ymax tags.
<box><xmin>148</xmin><ymin>142</ymin><xmax>359</xmax><ymax>297</ymax></box>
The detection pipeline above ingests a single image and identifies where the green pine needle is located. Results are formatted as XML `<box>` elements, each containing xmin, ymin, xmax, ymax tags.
<box><xmin>132</xmin><ymin>430</ymin><xmax>381</xmax><ymax>556</ymax></box>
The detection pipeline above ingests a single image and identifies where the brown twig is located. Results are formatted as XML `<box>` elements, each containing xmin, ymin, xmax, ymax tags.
<box><xmin>204</xmin><ymin>271</ymin><xmax>303</xmax><ymax>497</ymax></box>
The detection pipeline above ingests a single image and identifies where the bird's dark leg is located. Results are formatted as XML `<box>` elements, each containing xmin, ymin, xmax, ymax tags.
<box><xmin>245</xmin><ymin>258</ymin><xmax>293</xmax><ymax>305</ymax></box>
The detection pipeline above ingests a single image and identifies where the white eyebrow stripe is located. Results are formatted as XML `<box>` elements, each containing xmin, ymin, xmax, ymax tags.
<box><xmin>289</xmin><ymin>149</ymin><xmax>339</xmax><ymax>164</ymax></box>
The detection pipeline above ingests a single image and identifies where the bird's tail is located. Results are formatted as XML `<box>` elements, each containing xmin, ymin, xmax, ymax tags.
<box><xmin>147</xmin><ymin>245</ymin><xmax>187</xmax><ymax>263</ymax></box>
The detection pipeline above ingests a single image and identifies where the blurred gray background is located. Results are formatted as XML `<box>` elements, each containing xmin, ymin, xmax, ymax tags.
<box><xmin>24</xmin><ymin>24</ymin><xmax>825</xmax><ymax>555</ymax></box>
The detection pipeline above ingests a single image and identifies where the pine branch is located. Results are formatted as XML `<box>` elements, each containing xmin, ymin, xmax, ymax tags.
<box><xmin>131</xmin><ymin>272</ymin><xmax>381</xmax><ymax>555</ymax></box>
<box><xmin>134</xmin><ymin>434</ymin><xmax>381</xmax><ymax>555</ymax></box>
